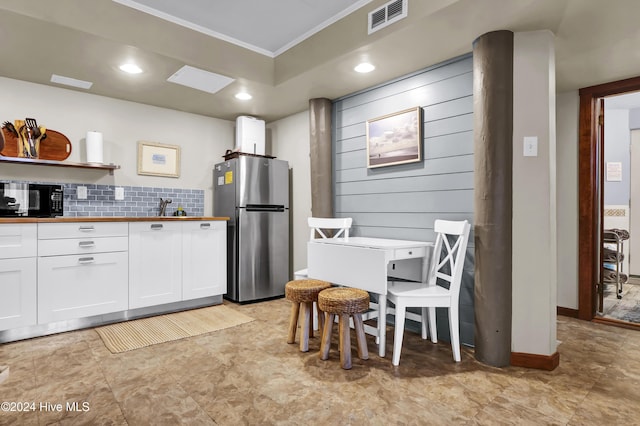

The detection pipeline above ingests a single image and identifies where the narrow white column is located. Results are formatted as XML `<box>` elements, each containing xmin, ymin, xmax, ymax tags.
<box><xmin>512</xmin><ymin>30</ymin><xmax>558</xmax><ymax>358</ymax></box>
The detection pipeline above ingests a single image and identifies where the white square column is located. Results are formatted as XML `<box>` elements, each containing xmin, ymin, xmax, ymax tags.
<box><xmin>512</xmin><ymin>30</ymin><xmax>558</xmax><ymax>360</ymax></box>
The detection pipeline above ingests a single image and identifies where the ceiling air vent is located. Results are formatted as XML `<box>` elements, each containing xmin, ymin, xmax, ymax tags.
<box><xmin>368</xmin><ymin>0</ymin><xmax>407</xmax><ymax>35</ymax></box>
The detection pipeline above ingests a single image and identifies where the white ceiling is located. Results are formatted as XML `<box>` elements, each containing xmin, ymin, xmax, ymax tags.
<box><xmin>113</xmin><ymin>0</ymin><xmax>374</xmax><ymax>56</ymax></box>
<box><xmin>2</xmin><ymin>0</ymin><xmax>640</xmax><ymax>122</ymax></box>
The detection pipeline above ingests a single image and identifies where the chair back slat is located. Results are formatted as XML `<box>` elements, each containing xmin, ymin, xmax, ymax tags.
<box><xmin>429</xmin><ymin>220</ymin><xmax>471</xmax><ymax>301</ymax></box>
<box><xmin>308</xmin><ymin>217</ymin><xmax>352</xmax><ymax>240</ymax></box>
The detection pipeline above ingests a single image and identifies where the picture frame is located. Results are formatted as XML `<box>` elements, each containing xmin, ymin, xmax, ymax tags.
<box><xmin>137</xmin><ymin>141</ymin><xmax>181</xmax><ymax>178</ymax></box>
<box><xmin>366</xmin><ymin>106</ymin><xmax>422</xmax><ymax>168</ymax></box>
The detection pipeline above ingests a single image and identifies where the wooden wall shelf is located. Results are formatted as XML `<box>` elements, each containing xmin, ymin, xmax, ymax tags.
<box><xmin>0</xmin><ymin>156</ymin><xmax>120</xmax><ymax>175</ymax></box>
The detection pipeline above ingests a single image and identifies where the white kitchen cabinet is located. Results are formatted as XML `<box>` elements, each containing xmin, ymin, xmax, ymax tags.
<box><xmin>0</xmin><ymin>223</ymin><xmax>37</xmax><ymax>259</ymax></box>
<box><xmin>37</xmin><ymin>252</ymin><xmax>128</xmax><ymax>323</ymax></box>
<box><xmin>0</xmin><ymin>257</ymin><xmax>37</xmax><ymax>331</ymax></box>
<box><xmin>0</xmin><ymin>218</ymin><xmax>227</xmax><ymax>341</ymax></box>
<box><xmin>38</xmin><ymin>236</ymin><xmax>128</xmax><ymax>257</ymax></box>
<box><xmin>38</xmin><ymin>222</ymin><xmax>128</xmax><ymax>239</ymax></box>
<box><xmin>129</xmin><ymin>221</ymin><xmax>183</xmax><ymax>309</ymax></box>
<box><xmin>182</xmin><ymin>221</ymin><xmax>227</xmax><ymax>300</ymax></box>
<box><xmin>37</xmin><ymin>222</ymin><xmax>128</xmax><ymax>323</ymax></box>
<box><xmin>0</xmin><ymin>224</ymin><xmax>37</xmax><ymax>330</ymax></box>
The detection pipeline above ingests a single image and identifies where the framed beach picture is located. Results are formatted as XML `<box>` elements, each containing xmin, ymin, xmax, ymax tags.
<box><xmin>137</xmin><ymin>141</ymin><xmax>181</xmax><ymax>178</ymax></box>
<box><xmin>366</xmin><ymin>106</ymin><xmax>422</xmax><ymax>168</ymax></box>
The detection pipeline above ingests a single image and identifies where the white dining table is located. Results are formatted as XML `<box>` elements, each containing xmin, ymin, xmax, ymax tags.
<box><xmin>307</xmin><ymin>237</ymin><xmax>433</xmax><ymax>357</ymax></box>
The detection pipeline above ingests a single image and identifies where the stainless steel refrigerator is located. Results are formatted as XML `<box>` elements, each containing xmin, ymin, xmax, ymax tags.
<box><xmin>213</xmin><ymin>156</ymin><xmax>290</xmax><ymax>302</ymax></box>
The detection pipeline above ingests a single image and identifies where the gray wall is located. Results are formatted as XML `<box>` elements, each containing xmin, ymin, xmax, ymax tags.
<box><xmin>332</xmin><ymin>54</ymin><xmax>475</xmax><ymax>345</ymax></box>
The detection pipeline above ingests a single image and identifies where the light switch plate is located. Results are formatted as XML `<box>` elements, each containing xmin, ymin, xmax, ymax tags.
<box><xmin>115</xmin><ymin>187</ymin><xmax>125</xmax><ymax>201</ymax></box>
<box><xmin>77</xmin><ymin>186</ymin><xmax>87</xmax><ymax>200</ymax></box>
<box><xmin>523</xmin><ymin>136</ymin><xmax>538</xmax><ymax>157</ymax></box>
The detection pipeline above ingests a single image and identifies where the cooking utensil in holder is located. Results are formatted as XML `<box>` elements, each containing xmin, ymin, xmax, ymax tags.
<box><xmin>16</xmin><ymin>118</ymin><xmax>46</xmax><ymax>159</ymax></box>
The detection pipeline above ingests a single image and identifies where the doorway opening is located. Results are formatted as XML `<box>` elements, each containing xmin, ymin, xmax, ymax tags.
<box><xmin>598</xmin><ymin>96</ymin><xmax>640</xmax><ymax>323</ymax></box>
<box><xmin>579</xmin><ymin>76</ymin><xmax>640</xmax><ymax>328</ymax></box>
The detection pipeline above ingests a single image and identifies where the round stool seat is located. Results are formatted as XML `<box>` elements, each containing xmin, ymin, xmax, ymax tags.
<box><xmin>285</xmin><ymin>279</ymin><xmax>332</xmax><ymax>303</ymax></box>
<box><xmin>318</xmin><ymin>287</ymin><xmax>369</xmax><ymax>315</ymax></box>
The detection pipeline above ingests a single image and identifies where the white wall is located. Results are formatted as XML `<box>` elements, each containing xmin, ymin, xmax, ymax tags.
<box><xmin>0</xmin><ymin>77</ymin><xmax>234</xmax><ymax>215</ymax></box>
<box><xmin>556</xmin><ymin>90</ymin><xmax>579</xmax><ymax>309</ymax></box>
<box><xmin>267</xmin><ymin>111</ymin><xmax>311</xmax><ymax>275</ymax></box>
<box><xmin>630</xmin><ymin>107</ymin><xmax>640</xmax><ymax>129</ymax></box>
<box><xmin>603</xmin><ymin>108</ymin><xmax>630</xmax><ymax>205</ymax></box>
<box><xmin>512</xmin><ymin>30</ymin><xmax>557</xmax><ymax>356</ymax></box>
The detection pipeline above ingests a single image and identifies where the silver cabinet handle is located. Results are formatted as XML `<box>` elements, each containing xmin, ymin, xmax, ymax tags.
<box><xmin>200</xmin><ymin>223</ymin><xmax>211</xmax><ymax>229</ymax></box>
<box><xmin>150</xmin><ymin>224</ymin><xmax>163</xmax><ymax>230</ymax></box>
<box><xmin>78</xmin><ymin>241</ymin><xmax>95</xmax><ymax>248</ymax></box>
<box><xmin>79</xmin><ymin>226</ymin><xmax>95</xmax><ymax>232</ymax></box>
<box><xmin>78</xmin><ymin>257</ymin><xmax>95</xmax><ymax>264</ymax></box>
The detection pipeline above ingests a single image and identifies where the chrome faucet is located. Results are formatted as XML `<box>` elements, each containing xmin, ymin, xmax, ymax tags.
<box><xmin>159</xmin><ymin>198</ymin><xmax>172</xmax><ymax>216</ymax></box>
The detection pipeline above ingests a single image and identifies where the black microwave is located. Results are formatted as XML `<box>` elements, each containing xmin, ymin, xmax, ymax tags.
<box><xmin>0</xmin><ymin>183</ymin><xmax>64</xmax><ymax>217</ymax></box>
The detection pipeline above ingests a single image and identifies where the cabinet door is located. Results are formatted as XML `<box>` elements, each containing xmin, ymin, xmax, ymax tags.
<box><xmin>0</xmin><ymin>257</ymin><xmax>37</xmax><ymax>330</ymax></box>
<box><xmin>37</xmin><ymin>252</ymin><xmax>128</xmax><ymax>324</ymax></box>
<box><xmin>0</xmin><ymin>224</ymin><xmax>37</xmax><ymax>259</ymax></box>
<box><xmin>129</xmin><ymin>222</ymin><xmax>182</xmax><ymax>309</ymax></box>
<box><xmin>182</xmin><ymin>221</ymin><xmax>227</xmax><ymax>300</ymax></box>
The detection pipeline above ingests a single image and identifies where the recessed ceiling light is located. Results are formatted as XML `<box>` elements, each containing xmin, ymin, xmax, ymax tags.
<box><xmin>50</xmin><ymin>74</ymin><xmax>93</xmax><ymax>89</ymax></box>
<box><xmin>235</xmin><ymin>92</ymin><xmax>252</xmax><ymax>100</ymax></box>
<box><xmin>119</xmin><ymin>63</ymin><xmax>143</xmax><ymax>74</ymax></box>
<box><xmin>354</xmin><ymin>62</ymin><xmax>375</xmax><ymax>73</ymax></box>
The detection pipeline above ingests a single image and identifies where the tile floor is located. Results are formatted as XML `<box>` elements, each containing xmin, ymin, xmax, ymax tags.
<box><xmin>1</xmin><ymin>298</ymin><xmax>639</xmax><ymax>425</ymax></box>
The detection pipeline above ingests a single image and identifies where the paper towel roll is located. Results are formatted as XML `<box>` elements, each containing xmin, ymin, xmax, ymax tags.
<box><xmin>86</xmin><ymin>131</ymin><xmax>103</xmax><ymax>163</ymax></box>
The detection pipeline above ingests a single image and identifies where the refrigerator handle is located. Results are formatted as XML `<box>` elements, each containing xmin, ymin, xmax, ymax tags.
<box><xmin>245</xmin><ymin>204</ymin><xmax>285</xmax><ymax>212</ymax></box>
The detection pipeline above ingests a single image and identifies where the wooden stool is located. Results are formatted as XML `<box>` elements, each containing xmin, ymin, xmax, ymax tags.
<box><xmin>285</xmin><ymin>279</ymin><xmax>332</xmax><ymax>352</ymax></box>
<box><xmin>318</xmin><ymin>287</ymin><xmax>370</xmax><ymax>369</ymax></box>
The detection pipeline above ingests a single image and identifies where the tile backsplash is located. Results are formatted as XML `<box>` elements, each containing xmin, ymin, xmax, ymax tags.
<box><xmin>4</xmin><ymin>181</ymin><xmax>204</xmax><ymax>217</ymax></box>
<box><xmin>64</xmin><ymin>184</ymin><xmax>204</xmax><ymax>217</ymax></box>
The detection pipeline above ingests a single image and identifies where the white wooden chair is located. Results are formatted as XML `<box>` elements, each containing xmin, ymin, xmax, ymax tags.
<box><xmin>387</xmin><ymin>219</ymin><xmax>470</xmax><ymax>366</ymax></box>
<box><xmin>294</xmin><ymin>217</ymin><xmax>353</xmax><ymax>280</ymax></box>
<box><xmin>295</xmin><ymin>217</ymin><xmax>352</xmax><ymax>330</ymax></box>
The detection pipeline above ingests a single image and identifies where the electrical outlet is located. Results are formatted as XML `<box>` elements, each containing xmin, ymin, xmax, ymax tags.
<box><xmin>115</xmin><ymin>187</ymin><xmax>125</xmax><ymax>201</ymax></box>
<box><xmin>77</xmin><ymin>186</ymin><xmax>87</xmax><ymax>200</ymax></box>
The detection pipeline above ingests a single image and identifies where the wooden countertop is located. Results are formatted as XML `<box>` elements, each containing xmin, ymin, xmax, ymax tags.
<box><xmin>0</xmin><ymin>216</ymin><xmax>230</xmax><ymax>224</ymax></box>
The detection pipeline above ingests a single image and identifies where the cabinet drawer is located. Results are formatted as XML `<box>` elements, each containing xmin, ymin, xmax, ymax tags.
<box><xmin>38</xmin><ymin>222</ymin><xmax>128</xmax><ymax>240</ymax></box>
<box><xmin>38</xmin><ymin>236</ymin><xmax>128</xmax><ymax>257</ymax></box>
<box><xmin>181</xmin><ymin>221</ymin><xmax>225</xmax><ymax>232</ymax></box>
<box><xmin>393</xmin><ymin>246</ymin><xmax>427</xmax><ymax>260</ymax></box>
<box><xmin>38</xmin><ymin>251</ymin><xmax>128</xmax><ymax>323</ymax></box>
<box><xmin>0</xmin><ymin>224</ymin><xmax>37</xmax><ymax>259</ymax></box>
<box><xmin>129</xmin><ymin>221</ymin><xmax>182</xmax><ymax>233</ymax></box>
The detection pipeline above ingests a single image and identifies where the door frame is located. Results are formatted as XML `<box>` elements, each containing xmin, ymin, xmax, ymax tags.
<box><xmin>630</xmin><ymin>130</ymin><xmax>640</xmax><ymax>277</ymax></box>
<box><xmin>578</xmin><ymin>76</ymin><xmax>640</xmax><ymax>320</ymax></box>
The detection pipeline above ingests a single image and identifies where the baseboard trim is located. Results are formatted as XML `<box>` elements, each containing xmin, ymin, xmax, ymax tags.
<box><xmin>593</xmin><ymin>316</ymin><xmax>640</xmax><ymax>331</ymax></box>
<box><xmin>557</xmin><ymin>306</ymin><xmax>579</xmax><ymax>318</ymax></box>
<box><xmin>511</xmin><ymin>351</ymin><xmax>560</xmax><ymax>370</ymax></box>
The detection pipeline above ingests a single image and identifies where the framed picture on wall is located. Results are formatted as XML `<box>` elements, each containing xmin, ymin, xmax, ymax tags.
<box><xmin>366</xmin><ymin>106</ymin><xmax>422</xmax><ymax>168</ymax></box>
<box><xmin>137</xmin><ymin>141</ymin><xmax>181</xmax><ymax>178</ymax></box>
